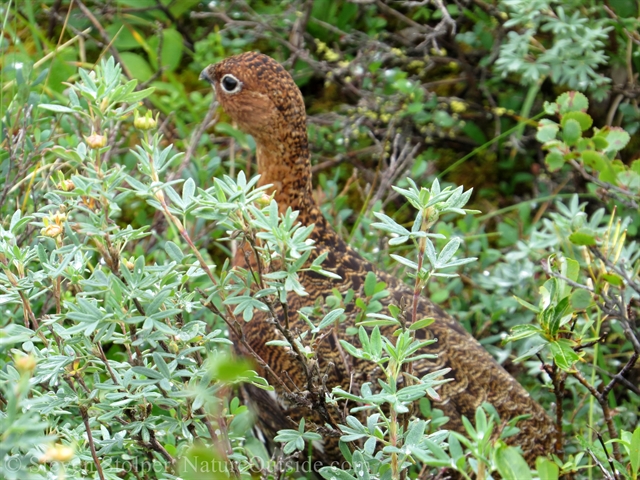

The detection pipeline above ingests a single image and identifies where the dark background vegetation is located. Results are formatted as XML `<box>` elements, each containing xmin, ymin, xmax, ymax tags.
<box><xmin>1</xmin><ymin>0</ymin><xmax>639</xmax><ymax>479</ymax></box>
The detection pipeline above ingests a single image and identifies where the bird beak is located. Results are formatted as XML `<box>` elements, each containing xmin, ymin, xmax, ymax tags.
<box><xmin>200</xmin><ymin>67</ymin><xmax>213</xmax><ymax>84</ymax></box>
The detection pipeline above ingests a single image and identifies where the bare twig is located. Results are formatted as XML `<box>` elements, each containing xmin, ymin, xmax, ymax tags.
<box><xmin>601</xmin><ymin>352</ymin><xmax>639</xmax><ymax>398</ymax></box>
<box><xmin>586</xmin><ymin>448</ymin><xmax>615</xmax><ymax>480</ymax></box>
<box><xmin>572</xmin><ymin>369</ymin><xmax>621</xmax><ymax>462</ymax></box>
<box><xmin>569</xmin><ymin>160</ymin><xmax>639</xmax><ymax>209</ymax></box>
<box><xmin>75</xmin><ymin>1</ymin><xmax>133</xmax><ymax>79</ymax></box>
<box><xmin>540</xmin><ymin>258</ymin><xmax>594</xmax><ymax>292</ymax></box>
<box><xmin>80</xmin><ymin>406</ymin><xmax>106</xmax><ymax>480</ymax></box>
<box><xmin>169</xmin><ymin>100</ymin><xmax>220</xmax><ymax>182</ymax></box>
<box><xmin>368</xmin><ymin>135</ymin><xmax>419</xmax><ymax>209</ymax></box>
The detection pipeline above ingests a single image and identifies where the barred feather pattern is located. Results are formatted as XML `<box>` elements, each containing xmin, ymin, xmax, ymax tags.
<box><xmin>201</xmin><ymin>52</ymin><xmax>555</xmax><ymax>465</ymax></box>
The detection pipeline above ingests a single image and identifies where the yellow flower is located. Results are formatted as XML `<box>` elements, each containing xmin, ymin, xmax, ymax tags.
<box><xmin>255</xmin><ymin>193</ymin><xmax>273</xmax><ymax>208</ymax></box>
<box><xmin>41</xmin><ymin>444</ymin><xmax>75</xmax><ymax>463</ymax></box>
<box><xmin>15</xmin><ymin>354</ymin><xmax>37</xmax><ymax>374</ymax></box>
<box><xmin>40</xmin><ymin>211</ymin><xmax>67</xmax><ymax>238</ymax></box>
<box><xmin>324</xmin><ymin>49</ymin><xmax>340</xmax><ymax>62</ymax></box>
<box><xmin>450</xmin><ymin>101</ymin><xmax>467</xmax><ymax>113</ymax></box>
<box><xmin>57</xmin><ymin>179</ymin><xmax>75</xmax><ymax>191</ymax></box>
<box><xmin>85</xmin><ymin>132</ymin><xmax>107</xmax><ymax>149</ymax></box>
<box><xmin>134</xmin><ymin>110</ymin><xmax>158</xmax><ymax>130</ymax></box>
<box><xmin>41</xmin><ymin>225</ymin><xmax>62</xmax><ymax>238</ymax></box>
<box><xmin>52</xmin><ymin>211</ymin><xmax>67</xmax><ymax>225</ymax></box>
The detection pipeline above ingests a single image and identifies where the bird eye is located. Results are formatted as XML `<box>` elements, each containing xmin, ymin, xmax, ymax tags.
<box><xmin>221</xmin><ymin>74</ymin><xmax>242</xmax><ymax>94</ymax></box>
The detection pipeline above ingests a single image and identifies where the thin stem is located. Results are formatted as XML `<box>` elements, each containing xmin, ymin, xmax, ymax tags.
<box><xmin>389</xmin><ymin>405</ymin><xmax>399</xmax><ymax>480</ymax></box>
<box><xmin>552</xmin><ymin>364</ymin><xmax>566</xmax><ymax>459</ymax></box>
<box><xmin>572</xmin><ymin>370</ymin><xmax>621</xmax><ymax>462</ymax></box>
<box><xmin>148</xmin><ymin>431</ymin><xmax>175</xmax><ymax>466</ymax></box>
<box><xmin>79</xmin><ymin>406</ymin><xmax>106</xmax><ymax>480</ymax></box>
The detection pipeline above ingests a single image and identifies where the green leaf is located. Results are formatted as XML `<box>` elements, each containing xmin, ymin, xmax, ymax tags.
<box><xmin>630</xmin><ymin>426</ymin><xmax>640</xmax><ymax>476</ymax></box>
<box><xmin>582</xmin><ymin>150</ymin><xmax>605</xmax><ymax>171</ymax></box>
<box><xmin>561</xmin><ymin>111</ymin><xmax>593</xmax><ymax>131</ymax></box>
<box><xmin>568</xmin><ymin>229</ymin><xmax>596</xmax><ymax>246</ymax></box>
<box><xmin>536</xmin><ymin>119</ymin><xmax>559</xmax><ymax>143</ymax></box>
<box><xmin>164</xmin><ymin>241</ymin><xmax>184</xmax><ymax>262</ymax></box>
<box><xmin>549</xmin><ymin>339</ymin><xmax>579</xmax><ymax>371</ymax></box>
<box><xmin>209</xmin><ymin>355</ymin><xmax>253</xmax><ymax>383</ymax></box>
<box><xmin>557</xmin><ymin>91</ymin><xmax>589</xmax><ymax>114</ymax></box>
<box><xmin>183</xmin><ymin>177</ymin><xmax>195</xmax><ymax>203</ymax></box>
<box><xmin>179</xmin><ymin>444</ymin><xmax>226</xmax><ymax>480</ymax></box>
<box><xmin>127</xmin><ymin>87</ymin><xmax>155</xmax><ymax>103</ymax></box>
<box><xmin>39</xmin><ymin>104</ymin><xmax>75</xmax><ymax>113</ymax></box>
<box><xmin>598</xmin><ymin>162</ymin><xmax>619</xmax><ymax>184</ymax></box>
<box><xmin>120</xmin><ymin>52</ymin><xmax>154</xmax><ymax>82</ymax></box>
<box><xmin>570</xmin><ymin>289</ymin><xmax>591</xmax><ymax>310</ymax></box>
<box><xmin>545</xmin><ymin>150</ymin><xmax>565</xmax><ymax>172</ymax></box>
<box><xmin>105</xmin><ymin>24</ymin><xmax>141</xmax><ymax>50</ymax></box>
<box><xmin>505</xmin><ymin>324</ymin><xmax>542</xmax><ymax>343</ymax></box>
<box><xmin>370</xmin><ymin>327</ymin><xmax>382</xmax><ymax>358</ymax></box>
<box><xmin>358</xmin><ymin>315</ymin><xmax>400</xmax><ymax>327</ymax></box>
<box><xmin>317</xmin><ymin>308</ymin><xmax>345</xmax><ymax>331</ymax></box>
<box><xmin>495</xmin><ymin>445</ymin><xmax>532</xmax><ymax>480</ymax></box>
<box><xmin>564</xmin><ymin>257</ymin><xmax>580</xmax><ymax>283</ymax></box>
<box><xmin>543</xmin><ymin>101</ymin><xmax>559</xmax><ymax>115</ymax></box>
<box><xmin>434</xmin><ymin>110</ymin><xmax>455</xmax><ymax>128</ymax></box>
<box><xmin>169</xmin><ymin>0</ymin><xmax>201</xmax><ymax>16</ymax></box>
<box><xmin>339</xmin><ymin>340</ymin><xmax>363</xmax><ymax>360</ymax></box>
<box><xmin>602</xmin><ymin>273</ymin><xmax>624</xmax><ymax>287</ymax></box>
<box><xmin>214</xmin><ymin>122</ymin><xmax>249</xmax><ymax>147</ymax></box>
<box><xmin>513</xmin><ymin>343</ymin><xmax>546</xmax><ymax>363</ymax></box>
<box><xmin>513</xmin><ymin>295</ymin><xmax>541</xmax><ymax>313</ymax></box>
<box><xmin>149</xmin><ymin>28</ymin><xmax>184</xmax><ymax>72</ymax></box>
<box><xmin>132</xmin><ymin>366</ymin><xmax>163</xmax><ymax>380</ymax></box>
<box><xmin>424</xmin><ymin>439</ymin><xmax>450</xmax><ymax>461</ymax></box>
<box><xmin>410</xmin><ymin>318</ymin><xmax>435</xmax><ymax>330</ymax></box>
<box><xmin>364</xmin><ymin>271</ymin><xmax>377</xmax><ymax>297</ymax></box>
<box><xmin>350</xmin><ymin>451</ymin><xmax>370</xmax><ymax>480</ymax></box>
<box><xmin>592</xmin><ymin>135</ymin><xmax>608</xmax><ymax>150</ymax></box>
<box><xmin>448</xmin><ymin>432</ymin><xmax>463</xmax><ymax>463</ymax></box>
<box><xmin>319</xmin><ymin>467</ymin><xmax>358</xmax><ymax>480</ymax></box>
<box><xmin>536</xmin><ymin>456</ymin><xmax>559</xmax><ymax>480</ymax></box>
<box><xmin>152</xmin><ymin>352</ymin><xmax>172</xmax><ymax>379</ymax></box>
<box><xmin>475</xmin><ymin>406</ymin><xmax>487</xmax><ymax>436</ymax></box>
<box><xmin>604</xmin><ymin>127</ymin><xmax>630</xmax><ymax>153</ymax></box>
<box><xmin>562</xmin><ymin>118</ymin><xmax>581</xmax><ymax>145</ymax></box>
<box><xmin>10</xmin><ymin>210</ymin><xmax>32</xmax><ymax>233</ymax></box>
<box><xmin>462</xmin><ymin>121</ymin><xmax>487</xmax><ymax>144</ymax></box>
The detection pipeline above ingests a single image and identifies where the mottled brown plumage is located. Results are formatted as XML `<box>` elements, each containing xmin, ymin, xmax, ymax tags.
<box><xmin>201</xmin><ymin>52</ymin><xmax>555</xmax><ymax>464</ymax></box>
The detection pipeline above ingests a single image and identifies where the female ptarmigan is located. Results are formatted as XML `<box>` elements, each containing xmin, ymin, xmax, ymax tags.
<box><xmin>201</xmin><ymin>52</ymin><xmax>554</xmax><ymax>464</ymax></box>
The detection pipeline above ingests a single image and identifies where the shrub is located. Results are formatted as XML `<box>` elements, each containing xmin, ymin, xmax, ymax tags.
<box><xmin>1</xmin><ymin>1</ymin><xmax>639</xmax><ymax>479</ymax></box>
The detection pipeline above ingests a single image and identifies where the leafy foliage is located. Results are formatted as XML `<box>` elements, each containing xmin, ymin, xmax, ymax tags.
<box><xmin>1</xmin><ymin>1</ymin><xmax>639</xmax><ymax>479</ymax></box>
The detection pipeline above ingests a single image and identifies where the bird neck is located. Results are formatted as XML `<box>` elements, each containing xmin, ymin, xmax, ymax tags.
<box><xmin>255</xmin><ymin>129</ymin><xmax>317</xmax><ymax>217</ymax></box>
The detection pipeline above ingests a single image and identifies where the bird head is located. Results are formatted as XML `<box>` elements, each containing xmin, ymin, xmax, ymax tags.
<box><xmin>200</xmin><ymin>52</ymin><xmax>306</xmax><ymax>142</ymax></box>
